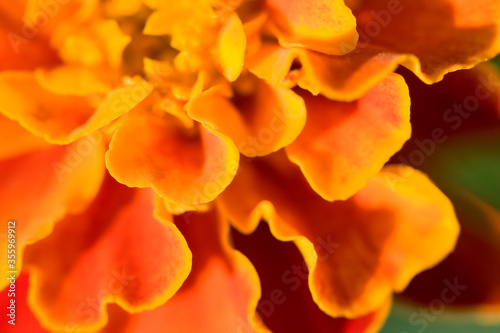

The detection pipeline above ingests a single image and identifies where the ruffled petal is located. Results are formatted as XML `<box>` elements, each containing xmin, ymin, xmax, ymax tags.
<box><xmin>386</xmin><ymin>63</ymin><xmax>500</xmax><ymax>313</ymax></box>
<box><xmin>0</xmin><ymin>71</ymin><xmax>153</xmax><ymax>144</ymax></box>
<box><xmin>286</xmin><ymin>74</ymin><xmax>411</xmax><ymax>201</ymax></box>
<box><xmin>0</xmin><ymin>137</ymin><xmax>105</xmax><ymax>290</ymax></box>
<box><xmin>232</xmin><ymin>222</ymin><xmax>392</xmax><ymax>333</ymax></box>
<box><xmin>97</xmin><ymin>208</ymin><xmax>268</xmax><ymax>333</ymax></box>
<box><xmin>354</xmin><ymin>0</ymin><xmax>500</xmax><ymax>83</ymax></box>
<box><xmin>296</xmin><ymin>48</ymin><xmax>408</xmax><ymax>102</ymax></box>
<box><xmin>216</xmin><ymin>13</ymin><xmax>246</xmax><ymax>82</ymax></box>
<box><xmin>188</xmin><ymin>76</ymin><xmax>306</xmax><ymax>157</ymax></box>
<box><xmin>23</xmin><ymin>175</ymin><xmax>192</xmax><ymax>332</ymax></box>
<box><xmin>247</xmin><ymin>43</ymin><xmax>408</xmax><ymax>102</ymax></box>
<box><xmin>266</xmin><ymin>0</ymin><xmax>358</xmax><ymax>55</ymax></box>
<box><xmin>106</xmin><ymin>108</ymin><xmax>239</xmax><ymax>205</ymax></box>
<box><xmin>218</xmin><ymin>152</ymin><xmax>459</xmax><ymax>317</ymax></box>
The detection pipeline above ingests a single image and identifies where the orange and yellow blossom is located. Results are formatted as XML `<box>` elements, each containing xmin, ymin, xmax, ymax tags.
<box><xmin>1</xmin><ymin>0</ymin><xmax>500</xmax><ymax>332</ymax></box>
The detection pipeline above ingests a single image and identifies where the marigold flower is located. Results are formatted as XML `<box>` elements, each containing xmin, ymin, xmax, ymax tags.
<box><xmin>0</xmin><ymin>0</ymin><xmax>499</xmax><ymax>332</ymax></box>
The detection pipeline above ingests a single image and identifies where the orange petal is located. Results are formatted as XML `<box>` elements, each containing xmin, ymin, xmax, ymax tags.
<box><xmin>266</xmin><ymin>0</ymin><xmax>358</xmax><ymax>55</ymax></box>
<box><xmin>246</xmin><ymin>43</ymin><xmax>299</xmax><ymax>86</ymax></box>
<box><xmin>34</xmin><ymin>65</ymin><xmax>115</xmax><ymax>96</ymax></box>
<box><xmin>0</xmin><ymin>2</ymin><xmax>60</xmax><ymax>71</ymax></box>
<box><xmin>232</xmin><ymin>223</ymin><xmax>392</xmax><ymax>333</ymax></box>
<box><xmin>297</xmin><ymin>48</ymin><xmax>408</xmax><ymax>102</ymax></box>
<box><xmin>188</xmin><ymin>76</ymin><xmax>306</xmax><ymax>157</ymax></box>
<box><xmin>24</xmin><ymin>0</ymin><xmax>98</xmax><ymax>34</ymax></box>
<box><xmin>216</xmin><ymin>13</ymin><xmax>246</xmax><ymax>82</ymax></box>
<box><xmin>0</xmin><ymin>71</ymin><xmax>153</xmax><ymax>144</ymax></box>
<box><xmin>0</xmin><ymin>114</ymin><xmax>50</xmax><ymax>160</ymax></box>
<box><xmin>106</xmin><ymin>109</ymin><xmax>239</xmax><ymax>205</ymax></box>
<box><xmin>286</xmin><ymin>74</ymin><xmax>411</xmax><ymax>201</ymax></box>
<box><xmin>143</xmin><ymin>2</ymin><xmax>218</xmax><ymax>56</ymax></box>
<box><xmin>161</xmin><ymin>198</ymin><xmax>210</xmax><ymax>215</ymax></box>
<box><xmin>58</xmin><ymin>20</ymin><xmax>130</xmax><ymax>68</ymax></box>
<box><xmin>0</xmin><ymin>274</ymin><xmax>49</xmax><ymax>332</ymax></box>
<box><xmin>247</xmin><ymin>43</ymin><xmax>409</xmax><ymax>102</ymax></box>
<box><xmin>23</xmin><ymin>175</ymin><xmax>192</xmax><ymax>332</ymax></box>
<box><xmin>218</xmin><ymin>152</ymin><xmax>459</xmax><ymax>317</ymax></box>
<box><xmin>98</xmin><ymin>208</ymin><xmax>268</xmax><ymax>333</ymax></box>
<box><xmin>354</xmin><ymin>0</ymin><xmax>500</xmax><ymax>83</ymax></box>
<box><xmin>0</xmin><ymin>137</ymin><xmax>105</xmax><ymax>290</ymax></box>
<box><xmin>103</xmin><ymin>0</ymin><xmax>143</xmax><ymax>17</ymax></box>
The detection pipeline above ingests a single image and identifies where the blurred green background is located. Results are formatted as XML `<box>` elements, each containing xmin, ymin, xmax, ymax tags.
<box><xmin>380</xmin><ymin>302</ymin><xmax>500</xmax><ymax>333</ymax></box>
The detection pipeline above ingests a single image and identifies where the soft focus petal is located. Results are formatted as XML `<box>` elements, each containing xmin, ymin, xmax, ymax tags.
<box><xmin>218</xmin><ymin>152</ymin><xmax>459</xmax><ymax>317</ymax></box>
<box><xmin>286</xmin><ymin>74</ymin><xmax>411</xmax><ymax>201</ymax></box>
<box><xmin>24</xmin><ymin>0</ymin><xmax>97</xmax><ymax>34</ymax></box>
<box><xmin>0</xmin><ymin>71</ymin><xmax>153</xmax><ymax>144</ymax></box>
<box><xmin>0</xmin><ymin>114</ymin><xmax>50</xmax><ymax>160</ymax></box>
<box><xmin>58</xmin><ymin>20</ymin><xmax>130</xmax><ymax>68</ymax></box>
<box><xmin>354</xmin><ymin>0</ymin><xmax>500</xmax><ymax>83</ymax></box>
<box><xmin>106</xmin><ymin>108</ymin><xmax>239</xmax><ymax>205</ymax></box>
<box><xmin>98</xmin><ymin>208</ymin><xmax>268</xmax><ymax>333</ymax></box>
<box><xmin>0</xmin><ymin>2</ymin><xmax>60</xmax><ymax>71</ymax></box>
<box><xmin>103</xmin><ymin>0</ymin><xmax>143</xmax><ymax>17</ymax></box>
<box><xmin>266</xmin><ymin>0</ymin><xmax>358</xmax><ymax>55</ymax></box>
<box><xmin>23</xmin><ymin>175</ymin><xmax>192</xmax><ymax>332</ymax></box>
<box><xmin>188</xmin><ymin>76</ymin><xmax>306</xmax><ymax>157</ymax></box>
<box><xmin>34</xmin><ymin>65</ymin><xmax>115</xmax><ymax>96</ymax></box>
<box><xmin>0</xmin><ymin>136</ymin><xmax>105</xmax><ymax>290</ymax></box>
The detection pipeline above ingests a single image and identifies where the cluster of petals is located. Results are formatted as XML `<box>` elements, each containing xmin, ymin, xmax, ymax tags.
<box><xmin>1</xmin><ymin>0</ymin><xmax>500</xmax><ymax>332</ymax></box>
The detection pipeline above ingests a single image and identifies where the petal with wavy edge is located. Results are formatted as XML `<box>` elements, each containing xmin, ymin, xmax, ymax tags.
<box><xmin>286</xmin><ymin>74</ymin><xmax>411</xmax><ymax>201</ymax></box>
<box><xmin>247</xmin><ymin>43</ymin><xmax>409</xmax><ymax>102</ymax></box>
<box><xmin>232</xmin><ymin>222</ymin><xmax>392</xmax><ymax>333</ymax></box>
<box><xmin>0</xmin><ymin>71</ymin><xmax>153</xmax><ymax>144</ymax></box>
<box><xmin>106</xmin><ymin>109</ymin><xmax>239</xmax><ymax>205</ymax></box>
<box><xmin>0</xmin><ymin>137</ymin><xmax>105</xmax><ymax>290</ymax></box>
<box><xmin>23</xmin><ymin>176</ymin><xmax>192</xmax><ymax>332</ymax></box>
<box><xmin>354</xmin><ymin>0</ymin><xmax>500</xmax><ymax>83</ymax></box>
<box><xmin>98</xmin><ymin>208</ymin><xmax>268</xmax><ymax>333</ymax></box>
<box><xmin>188</xmin><ymin>77</ymin><xmax>306</xmax><ymax>157</ymax></box>
<box><xmin>218</xmin><ymin>152</ymin><xmax>459</xmax><ymax>317</ymax></box>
